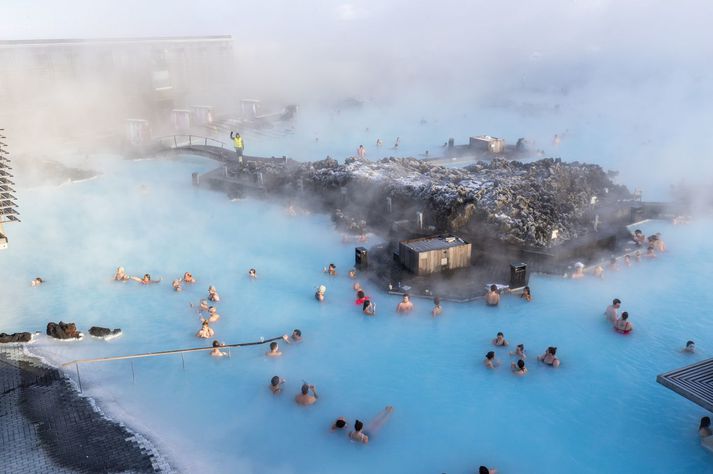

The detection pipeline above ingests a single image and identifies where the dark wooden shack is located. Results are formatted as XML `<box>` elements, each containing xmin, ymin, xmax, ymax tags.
<box><xmin>398</xmin><ymin>235</ymin><xmax>472</xmax><ymax>275</ymax></box>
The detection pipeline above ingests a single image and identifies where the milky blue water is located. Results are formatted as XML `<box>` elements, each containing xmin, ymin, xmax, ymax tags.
<box><xmin>1</xmin><ymin>152</ymin><xmax>712</xmax><ymax>473</ymax></box>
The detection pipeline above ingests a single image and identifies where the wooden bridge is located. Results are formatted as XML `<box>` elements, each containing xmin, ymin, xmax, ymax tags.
<box><xmin>153</xmin><ymin>134</ymin><xmax>290</xmax><ymax>166</ymax></box>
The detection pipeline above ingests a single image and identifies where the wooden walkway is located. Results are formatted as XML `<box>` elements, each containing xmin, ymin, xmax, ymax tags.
<box><xmin>657</xmin><ymin>358</ymin><xmax>713</xmax><ymax>412</ymax></box>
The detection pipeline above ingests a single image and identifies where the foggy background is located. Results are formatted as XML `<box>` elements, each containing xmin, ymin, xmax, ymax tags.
<box><xmin>2</xmin><ymin>0</ymin><xmax>713</xmax><ymax>197</ymax></box>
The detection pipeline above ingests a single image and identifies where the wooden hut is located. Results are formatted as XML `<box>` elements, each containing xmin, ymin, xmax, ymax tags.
<box><xmin>399</xmin><ymin>235</ymin><xmax>472</xmax><ymax>275</ymax></box>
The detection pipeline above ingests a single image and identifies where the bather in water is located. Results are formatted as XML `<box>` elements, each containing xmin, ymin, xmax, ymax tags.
<box><xmin>196</xmin><ymin>320</ymin><xmax>214</xmax><ymax>339</ymax></box>
<box><xmin>484</xmin><ymin>351</ymin><xmax>499</xmax><ymax>369</ymax></box>
<box><xmin>132</xmin><ymin>273</ymin><xmax>161</xmax><ymax>284</ymax></box>
<box><xmin>113</xmin><ymin>267</ymin><xmax>130</xmax><ymax>281</ymax></box>
<box><xmin>510</xmin><ymin>344</ymin><xmax>526</xmax><ymax>360</ymax></box>
<box><xmin>211</xmin><ymin>340</ymin><xmax>226</xmax><ymax>357</ymax></box>
<box><xmin>349</xmin><ymin>406</ymin><xmax>394</xmax><ymax>444</ymax></box>
<box><xmin>208</xmin><ymin>286</ymin><xmax>220</xmax><ymax>301</ymax></box>
<box><xmin>538</xmin><ymin>347</ymin><xmax>560</xmax><ymax>367</ymax></box>
<box><xmin>431</xmin><ymin>296</ymin><xmax>442</xmax><ymax>316</ymax></box>
<box><xmin>295</xmin><ymin>383</ymin><xmax>319</xmax><ymax>405</ymax></box>
<box><xmin>31</xmin><ymin>277</ymin><xmax>45</xmax><ymax>287</ymax></box>
<box><xmin>396</xmin><ymin>294</ymin><xmax>414</xmax><ymax>313</ymax></box>
<box><xmin>183</xmin><ymin>272</ymin><xmax>196</xmax><ymax>283</ymax></box>
<box><xmin>511</xmin><ymin>359</ymin><xmax>528</xmax><ymax>376</ymax></box>
<box><xmin>485</xmin><ymin>285</ymin><xmax>500</xmax><ymax>306</ymax></box>
<box><xmin>315</xmin><ymin>285</ymin><xmax>326</xmax><ymax>302</ymax></box>
<box><xmin>493</xmin><ymin>332</ymin><xmax>509</xmax><ymax>347</ymax></box>
<box><xmin>266</xmin><ymin>341</ymin><xmax>282</xmax><ymax>357</ymax></box>
<box><xmin>172</xmin><ymin>279</ymin><xmax>182</xmax><ymax>292</ymax></box>
<box><xmin>270</xmin><ymin>375</ymin><xmax>285</xmax><ymax>394</ymax></box>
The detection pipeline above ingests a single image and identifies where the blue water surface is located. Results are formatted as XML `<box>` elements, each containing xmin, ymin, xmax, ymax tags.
<box><xmin>1</xmin><ymin>154</ymin><xmax>712</xmax><ymax>474</ymax></box>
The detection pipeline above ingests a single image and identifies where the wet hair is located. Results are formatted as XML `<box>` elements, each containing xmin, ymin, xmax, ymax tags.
<box><xmin>270</xmin><ymin>342</ymin><xmax>278</xmax><ymax>350</ymax></box>
<box><xmin>403</xmin><ymin>293</ymin><xmax>410</xmax><ymax>299</ymax></box>
<box><xmin>301</xmin><ymin>383</ymin><xmax>309</xmax><ymax>395</ymax></box>
<box><xmin>293</xmin><ymin>329</ymin><xmax>302</xmax><ymax>337</ymax></box>
<box><xmin>701</xmin><ymin>417</ymin><xmax>711</xmax><ymax>429</ymax></box>
<box><xmin>212</xmin><ymin>340</ymin><xmax>220</xmax><ymax>347</ymax></box>
<box><xmin>271</xmin><ymin>376</ymin><xmax>280</xmax><ymax>386</ymax></box>
<box><xmin>354</xmin><ymin>420</ymin><xmax>364</xmax><ymax>431</ymax></box>
<box><xmin>144</xmin><ymin>274</ymin><xmax>150</xmax><ymax>280</ymax></box>
<box><xmin>621</xmin><ymin>311</ymin><xmax>629</xmax><ymax>320</ymax></box>
<box><xmin>362</xmin><ymin>300</ymin><xmax>372</xmax><ymax>310</ymax></box>
<box><xmin>434</xmin><ymin>296</ymin><xmax>441</xmax><ymax>305</ymax></box>
<box><xmin>357</xmin><ymin>290</ymin><xmax>365</xmax><ymax>299</ymax></box>
<box><xmin>490</xmin><ymin>284</ymin><xmax>497</xmax><ymax>292</ymax></box>
<box><xmin>687</xmin><ymin>340</ymin><xmax>695</xmax><ymax>347</ymax></box>
<box><xmin>249</xmin><ymin>268</ymin><xmax>256</xmax><ymax>273</ymax></box>
<box><xmin>517</xmin><ymin>344</ymin><xmax>524</xmax><ymax>350</ymax></box>
<box><xmin>485</xmin><ymin>351</ymin><xmax>495</xmax><ymax>360</ymax></box>
<box><xmin>613</xmin><ymin>298</ymin><xmax>621</xmax><ymax>305</ymax></box>
<box><xmin>335</xmin><ymin>418</ymin><xmax>346</xmax><ymax>428</ymax></box>
<box><xmin>479</xmin><ymin>467</ymin><xmax>490</xmax><ymax>474</ymax></box>
<box><xmin>548</xmin><ymin>347</ymin><xmax>557</xmax><ymax>355</ymax></box>
<box><xmin>523</xmin><ymin>286</ymin><xmax>530</xmax><ymax>294</ymax></box>
<box><xmin>634</xmin><ymin>229</ymin><xmax>642</xmax><ymax>235</ymax></box>
<box><xmin>329</xmin><ymin>263</ymin><xmax>336</xmax><ymax>269</ymax></box>
<box><xmin>517</xmin><ymin>359</ymin><xmax>525</xmax><ymax>369</ymax></box>
<box><xmin>497</xmin><ymin>332</ymin><xmax>504</xmax><ymax>337</ymax></box>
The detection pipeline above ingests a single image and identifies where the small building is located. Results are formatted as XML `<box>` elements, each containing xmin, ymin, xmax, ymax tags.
<box><xmin>399</xmin><ymin>235</ymin><xmax>472</xmax><ymax>275</ymax></box>
<box><xmin>470</xmin><ymin>135</ymin><xmax>505</xmax><ymax>154</ymax></box>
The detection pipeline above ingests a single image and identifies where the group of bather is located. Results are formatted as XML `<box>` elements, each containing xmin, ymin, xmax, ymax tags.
<box><xmin>484</xmin><ymin>331</ymin><xmax>560</xmax><ymax>376</ymax></box>
<box><xmin>570</xmin><ymin>229</ymin><xmax>666</xmax><ymax>279</ymax></box>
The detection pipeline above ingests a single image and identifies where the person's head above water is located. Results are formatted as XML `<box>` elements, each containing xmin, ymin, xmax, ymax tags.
<box><xmin>434</xmin><ymin>296</ymin><xmax>441</xmax><ymax>306</ymax></box>
<box><xmin>335</xmin><ymin>418</ymin><xmax>346</xmax><ymax>429</ymax></box>
<box><xmin>363</xmin><ymin>299</ymin><xmax>372</xmax><ymax>310</ymax></box>
<box><xmin>486</xmin><ymin>351</ymin><xmax>495</xmax><ymax>360</ymax></box>
<box><xmin>621</xmin><ymin>312</ymin><xmax>629</xmax><ymax>320</ymax></box>
<box><xmin>357</xmin><ymin>290</ymin><xmax>365</xmax><ymax>299</ymax></box>
<box><xmin>354</xmin><ymin>420</ymin><xmax>364</xmax><ymax>432</ymax></box>
<box><xmin>517</xmin><ymin>344</ymin><xmax>524</xmax><ymax>350</ymax></box>
<box><xmin>212</xmin><ymin>340</ymin><xmax>221</xmax><ymax>347</ymax></box>
<box><xmin>490</xmin><ymin>284</ymin><xmax>497</xmax><ymax>292</ymax></box>
<box><xmin>613</xmin><ymin>298</ymin><xmax>621</xmax><ymax>306</ymax></box>
<box><xmin>271</xmin><ymin>376</ymin><xmax>281</xmax><ymax>387</ymax></box>
<box><xmin>402</xmin><ymin>294</ymin><xmax>410</xmax><ymax>302</ymax></box>
<box><xmin>548</xmin><ymin>347</ymin><xmax>557</xmax><ymax>355</ymax></box>
<box><xmin>687</xmin><ymin>340</ymin><xmax>695</xmax><ymax>348</ymax></box>
<box><xmin>479</xmin><ymin>467</ymin><xmax>490</xmax><ymax>474</ymax></box>
<box><xmin>517</xmin><ymin>359</ymin><xmax>525</xmax><ymax>369</ymax></box>
<box><xmin>301</xmin><ymin>383</ymin><xmax>309</xmax><ymax>395</ymax></box>
<box><xmin>143</xmin><ymin>274</ymin><xmax>150</xmax><ymax>280</ymax></box>
<box><xmin>701</xmin><ymin>416</ymin><xmax>711</xmax><ymax>429</ymax></box>
<box><xmin>497</xmin><ymin>332</ymin><xmax>504</xmax><ymax>337</ymax></box>
<box><xmin>270</xmin><ymin>342</ymin><xmax>278</xmax><ymax>351</ymax></box>
<box><xmin>293</xmin><ymin>329</ymin><xmax>302</xmax><ymax>338</ymax></box>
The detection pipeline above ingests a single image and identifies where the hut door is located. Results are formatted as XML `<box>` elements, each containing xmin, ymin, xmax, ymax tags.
<box><xmin>441</xmin><ymin>250</ymin><xmax>448</xmax><ymax>269</ymax></box>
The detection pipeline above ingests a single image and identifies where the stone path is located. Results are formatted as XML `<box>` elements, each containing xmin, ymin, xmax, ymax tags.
<box><xmin>0</xmin><ymin>345</ymin><xmax>172</xmax><ymax>473</ymax></box>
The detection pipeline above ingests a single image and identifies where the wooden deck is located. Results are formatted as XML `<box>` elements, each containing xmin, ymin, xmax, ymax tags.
<box><xmin>657</xmin><ymin>358</ymin><xmax>713</xmax><ymax>412</ymax></box>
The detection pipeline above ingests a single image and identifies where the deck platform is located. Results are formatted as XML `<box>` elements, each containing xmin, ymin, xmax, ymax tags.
<box><xmin>657</xmin><ymin>358</ymin><xmax>713</xmax><ymax>412</ymax></box>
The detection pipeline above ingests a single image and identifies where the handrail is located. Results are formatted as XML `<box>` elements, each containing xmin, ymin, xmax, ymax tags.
<box><xmin>61</xmin><ymin>335</ymin><xmax>285</xmax><ymax>367</ymax></box>
<box><xmin>153</xmin><ymin>134</ymin><xmax>230</xmax><ymax>150</ymax></box>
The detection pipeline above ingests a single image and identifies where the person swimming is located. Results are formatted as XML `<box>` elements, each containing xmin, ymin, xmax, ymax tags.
<box><xmin>211</xmin><ymin>340</ymin><xmax>226</xmax><ymax>357</ymax></box>
<box><xmin>700</xmin><ymin>417</ymin><xmax>712</xmax><ymax>437</ymax></box>
<box><xmin>511</xmin><ymin>359</ymin><xmax>527</xmax><ymax>376</ymax></box>
<box><xmin>485</xmin><ymin>285</ymin><xmax>500</xmax><ymax>306</ymax></box>
<box><xmin>363</xmin><ymin>299</ymin><xmax>376</xmax><ymax>316</ymax></box>
<box><xmin>493</xmin><ymin>332</ymin><xmax>509</xmax><ymax>347</ymax></box>
<box><xmin>172</xmin><ymin>279</ymin><xmax>182</xmax><ymax>292</ymax></box>
<box><xmin>605</xmin><ymin>298</ymin><xmax>621</xmax><ymax>322</ymax></box>
<box><xmin>113</xmin><ymin>267</ymin><xmax>130</xmax><ymax>281</ymax></box>
<box><xmin>431</xmin><ymin>296</ymin><xmax>443</xmax><ymax>317</ymax></box>
<box><xmin>266</xmin><ymin>341</ymin><xmax>282</xmax><ymax>357</ymax></box>
<box><xmin>348</xmin><ymin>406</ymin><xmax>394</xmax><ymax>444</ymax></box>
<box><xmin>331</xmin><ymin>417</ymin><xmax>347</xmax><ymax>431</ymax></box>
<box><xmin>208</xmin><ymin>286</ymin><xmax>220</xmax><ymax>302</ymax></box>
<box><xmin>183</xmin><ymin>272</ymin><xmax>196</xmax><ymax>283</ymax></box>
<box><xmin>355</xmin><ymin>290</ymin><xmax>369</xmax><ymax>305</ymax></box>
<box><xmin>248</xmin><ymin>268</ymin><xmax>257</xmax><ymax>279</ymax></box>
<box><xmin>484</xmin><ymin>351</ymin><xmax>499</xmax><ymax>369</ymax></box>
<box><xmin>206</xmin><ymin>306</ymin><xmax>220</xmax><ymax>323</ymax></box>
<box><xmin>683</xmin><ymin>340</ymin><xmax>696</xmax><ymax>353</ymax></box>
<box><xmin>31</xmin><ymin>277</ymin><xmax>45</xmax><ymax>287</ymax></box>
<box><xmin>270</xmin><ymin>375</ymin><xmax>285</xmax><ymax>394</ymax></box>
<box><xmin>132</xmin><ymin>273</ymin><xmax>161</xmax><ymax>284</ymax></box>
<box><xmin>538</xmin><ymin>347</ymin><xmax>560</xmax><ymax>367</ymax></box>
<box><xmin>614</xmin><ymin>311</ymin><xmax>633</xmax><ymax>334</ymax></box>
<box><xmin>295</xmin><ymin>383</ymin><xmax>319</xmax><ymax>405</ymax></box>
<box><xmin>520</xmin><ymin>286</ymin><xmax>532</xmax><ymax>302</ymax></box>
<box><xmin>510</xmin><ymin>344</ymin><xmax>526</xmax><ymax>360</ymax></box>
<box><xmin>396</xmin><ymin>294</ymin><xmax>414</xmax><ymax>313</ymax></box>
<box><xmin>196</xmin><ymin>320</ymin><xmax>214</xmax><ymax>338</ymax></box>
<box><xmin>315</xmin><ymin>285</ymin><xmax>326</xmax><ymax>302</ymax></box>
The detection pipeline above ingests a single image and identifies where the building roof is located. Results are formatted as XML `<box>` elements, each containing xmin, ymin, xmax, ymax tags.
<box><xmin>0</xmin><ymin>36</ymin><xmax>232</xmax><ymax>48</ymax></box>
<box><xmin>471</xmin><ymin>135</ymin><xmax>502</xmax><ymax>142</ymax></box>
<box><xmin>657</xmin><ymin>358</ymin><xmax>713</xmax><ymax>412</ymax></box>
<box><xmin>400</xmin><ymin>235</ymin><xmax>469</xmax><ymax>253</ymax></box>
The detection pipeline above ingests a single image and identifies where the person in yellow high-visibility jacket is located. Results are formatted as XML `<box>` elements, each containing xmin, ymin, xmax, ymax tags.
<box><xmin>229</xmin><ymin>131</ymin><xmax>244</xmax><ymax>165</ymax></box>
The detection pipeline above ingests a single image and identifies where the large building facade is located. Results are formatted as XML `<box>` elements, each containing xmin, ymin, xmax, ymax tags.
<box><xmin>0</xmin><ymin>36</ymin><xmax>235</xmax><ymax>150</ymax></box>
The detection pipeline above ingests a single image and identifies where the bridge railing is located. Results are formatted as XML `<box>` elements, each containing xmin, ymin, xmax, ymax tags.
<box><xmin>61</xmin><ymin>334</ymin><xmax>286</xmax><ymax>392</ymax></box>
<box><xmin>155</xmin><ymin>135</ymin><xmax>231</xmax><ymax>150</ymax></box>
